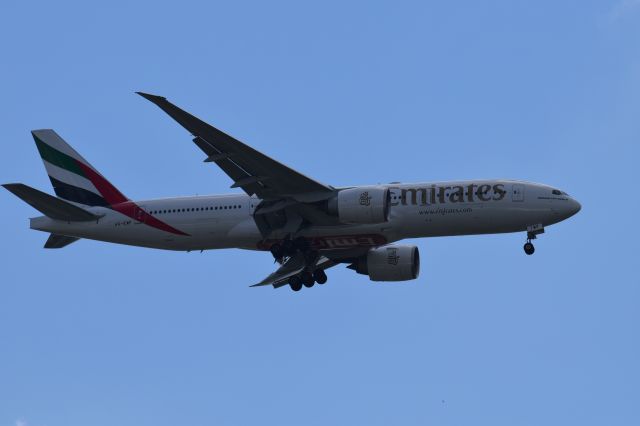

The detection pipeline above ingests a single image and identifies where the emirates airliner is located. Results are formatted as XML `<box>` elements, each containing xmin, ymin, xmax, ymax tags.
<box><xmin>3</xmin><ymin>93</ymin><xmax>581</xmax><ymax>291</ymax></box>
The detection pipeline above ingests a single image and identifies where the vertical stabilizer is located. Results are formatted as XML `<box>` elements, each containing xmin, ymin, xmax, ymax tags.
<box><xmin>32</xmin><ymin>129</ymin><xmax>129</xmax><ymax>207</ymax></box>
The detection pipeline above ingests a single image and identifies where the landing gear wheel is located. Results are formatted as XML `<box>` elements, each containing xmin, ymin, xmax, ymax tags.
<box><xmin>302</xmin><ymin>272</ymin><xmax>315</xmax><ymax>288</ymax></box>
<box><xmin>289</xmin><ymin>276</ymin><xmax>302</xmax><ymax>292</ymax></box>
<box><xmin>313</xmin><ymin>270</ymin><xmax>328</xmax><ymax>284</ymax></box>
<box><xmin>524</xmin><ymin>242</ymin><xmax>535</xmax><ymax>255</ymax></box>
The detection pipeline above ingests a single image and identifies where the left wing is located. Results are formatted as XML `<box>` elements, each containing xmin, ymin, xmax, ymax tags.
<box><xmin>137</xmin><ymin>92</ymin><xmax>335</xmax><ymax>202</ymax></box>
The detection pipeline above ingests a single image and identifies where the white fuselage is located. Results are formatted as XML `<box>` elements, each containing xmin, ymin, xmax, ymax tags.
<box><xmin>29</xmin><ymin>179</ymin><xmax>581</xmax><ymax>252</ymax></box>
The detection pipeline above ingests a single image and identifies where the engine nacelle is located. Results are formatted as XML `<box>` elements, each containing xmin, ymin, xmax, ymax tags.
<box><xmin>328</xmin><ymin>186</ymin><xmax>390</xmax><ymax>224</ymax></box>
<box><xmin>349</xmin><ymin>245</ymin><xmax>420</xmax><ymax>282</ymax></box>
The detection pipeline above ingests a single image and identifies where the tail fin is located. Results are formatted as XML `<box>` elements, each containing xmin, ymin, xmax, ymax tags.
<box><xmin>32</xmin><ymin>129</ymin><xmax>129</xmax><ymax>207</ymax></box>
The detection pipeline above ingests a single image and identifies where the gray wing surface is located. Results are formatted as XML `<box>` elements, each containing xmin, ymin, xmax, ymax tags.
<box><xmin>137</xmin><ymin>92</ymin><xmax>334</xmax><ymax>201</ymax></box>
<box><xmin>251</xmin><ymin>246</ymin><xmax>373</xmax><ymax>288</ymax></box>
<box><xmin>251</xmin><ymin>253</ymin><xmax>338</xmax><ymax>288</ymax></box>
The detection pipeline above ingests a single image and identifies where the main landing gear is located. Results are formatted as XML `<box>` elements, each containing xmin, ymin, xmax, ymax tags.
<box><xmin>269</xmin><ymin>236</ymin><xmax>329</xmax><ymax>291</ymax></box>
<box><xmin>270</xmin><ymin>236</ymin><xmax>309</xmax><ymax>264</ymax></box>
<box><xmin>288</xmin><ymin>269</ymin><xmax>328</xmax><ymax>291</ymax></box>
<box><xmin>523</xmin><ymin>224</ymin><xmax>544</xmax><ymax>256</ymax></box>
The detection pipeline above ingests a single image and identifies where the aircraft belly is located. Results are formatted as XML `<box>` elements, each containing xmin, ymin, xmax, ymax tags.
<box><xmin>395</xmin><ymin>200</ymin><xmax>556</xmax><ymax>238</ymax></box>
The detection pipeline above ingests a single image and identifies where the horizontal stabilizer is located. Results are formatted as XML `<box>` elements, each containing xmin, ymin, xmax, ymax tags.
<box><xmin>44</xmin><ymin>233</ymin><xmax>80</xmax><ymax>249</ymax></box>
<box><xmin>2</xmin><ymin>183</ymin><xmax>100</xmax><ymax>221</ymax></box>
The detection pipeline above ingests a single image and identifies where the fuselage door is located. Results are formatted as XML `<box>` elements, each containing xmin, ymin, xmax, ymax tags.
<box><xmin>134</xmin><ymin>205</ymin><xmax>147</xmax><ymax>224</ymax></box>
<box><xmin>512</xmin><ymin>184</ymin><xmax>524</xmax><ymax>202</ymax></box>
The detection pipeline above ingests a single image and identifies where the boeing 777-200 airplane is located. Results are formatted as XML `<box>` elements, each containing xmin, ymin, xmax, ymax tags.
<box><xmin>3</xmin><ymin>93</ymin><xmax>581</xmax><ymax>291</ymax></box>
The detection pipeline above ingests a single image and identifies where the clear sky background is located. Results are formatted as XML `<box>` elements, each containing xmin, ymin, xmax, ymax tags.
<box><xmin>1</xmin><ymin>1</ymin><xmax>639</xmax><ymax>425</ymax></box>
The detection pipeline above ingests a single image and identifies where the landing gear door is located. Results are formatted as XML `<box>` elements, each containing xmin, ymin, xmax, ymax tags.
<box><xmin>512</xmin><ymin>184</ymin><xmax>524</xmax><ymax>202</ymax></box>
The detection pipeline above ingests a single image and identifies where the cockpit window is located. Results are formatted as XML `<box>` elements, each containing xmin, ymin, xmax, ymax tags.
<box><xmin>552</xmin><ymin>189</ymin><xmax>562</xmax><ymax>195</ymax></box>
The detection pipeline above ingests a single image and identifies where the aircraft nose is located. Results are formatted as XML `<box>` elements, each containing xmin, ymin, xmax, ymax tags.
<box><xmin>568</xmin><ymin>198</ymin><xmax>581</xmax><ymax>217</ymax></box>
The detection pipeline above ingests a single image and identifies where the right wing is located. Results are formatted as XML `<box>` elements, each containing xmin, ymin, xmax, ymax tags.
<box><xmin>250</xmin><ymin>245</ymin><xmax>373</xmax><ymax>288</ymax></box>
<box><xmin>137</xmin><ymin>92</ymin><xmax>335</xmax><ymax>202</ymax></box>
<box><xmin>251</xmin><ymin>252</ymin><xmax>337</xmax><ymax>288</ymax></box>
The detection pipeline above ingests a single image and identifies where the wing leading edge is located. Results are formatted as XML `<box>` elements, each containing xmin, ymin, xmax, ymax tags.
<box><xmin>136</xmin><ymin>92</ymin><xmax>334</xmax><ymax>202</ymax></box>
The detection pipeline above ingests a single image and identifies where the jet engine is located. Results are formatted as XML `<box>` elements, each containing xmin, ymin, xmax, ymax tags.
<box><xmin>348</xmin><ymin>244</ymin><xmax>420</xmax><ymax>281</ymax></box>
<box><xmin>328</xmin><ymin>186</ymin><xmax>390</xmax><ymax>224</ymax></box>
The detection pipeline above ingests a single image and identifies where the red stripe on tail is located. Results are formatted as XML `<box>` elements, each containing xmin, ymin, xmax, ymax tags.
<box><xmin>77</xmin><ymin>162</ymin><xmax>128</xmax><ymax>206</ymax></box>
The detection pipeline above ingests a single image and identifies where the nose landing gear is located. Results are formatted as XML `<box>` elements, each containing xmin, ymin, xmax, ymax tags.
<box><xmin>524</xmin><ymin>241</ymin><xmax>535</xmax><ymax>255</ymax></box>
<box><xmin>523</xmin><ymin>224</ymin><xmax>544</xmax><ymax>255</ymax></box>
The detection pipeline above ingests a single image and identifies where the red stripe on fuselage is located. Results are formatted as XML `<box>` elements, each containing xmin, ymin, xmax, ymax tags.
<box><xmin>112</xmin><ymin>202</ymin><xmax>190</xmax><ymax>236</ymax></box>
<box><xmin>77</xmin><ymin>161</ymin><xmax>189</xmax><ymax>236</ymax></box>
<box><xmin>257</xmin><ymin>234</ymin><xmax>387</xmax><ymax>250</ymax></box>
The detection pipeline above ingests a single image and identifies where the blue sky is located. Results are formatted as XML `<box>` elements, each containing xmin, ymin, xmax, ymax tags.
<box><xmin>1</xmin><ymin>1</ymin><xmax>639</xmax><ymax>425</ymax></box>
